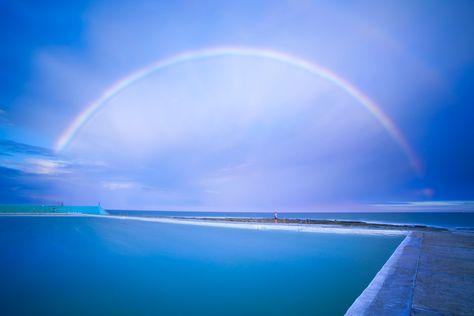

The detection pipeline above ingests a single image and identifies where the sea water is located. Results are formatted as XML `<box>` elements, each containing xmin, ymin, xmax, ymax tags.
<box><xmin>109</xmin><ymin>210</ymin><xmax>474</xmax><ymax>229</ymax></box>
<box><xmin>0</xmin><ymin>216</ymin><xmax>402</xmax><ymax>315</ymax></box>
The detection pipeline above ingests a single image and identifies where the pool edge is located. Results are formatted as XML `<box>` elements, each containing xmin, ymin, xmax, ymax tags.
<box><xmin>345</xmin><ymin>231</ymin><xmax>422</xmax><ymax>315</ymax></box>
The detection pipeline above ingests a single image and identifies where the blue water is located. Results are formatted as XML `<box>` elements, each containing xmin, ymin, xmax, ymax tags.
<box><xmin>0</xmin><ymin>216</ymin><xmax>402</xmax><ymax>315</ymax></box>
<box><xmin>108</xmin><ymin>210</ymin><xmax>474</xmax><ymax>229</ymax></box>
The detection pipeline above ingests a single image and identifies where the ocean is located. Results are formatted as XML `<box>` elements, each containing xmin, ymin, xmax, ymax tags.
<box><xmin>0</xmin><ymin>216</ymin><xmax>402</xmax><ymax>315</ymax></box>
<box><xmin>107</xmin><ymin>210</ymin><xmax>474</xmax><ymax>229</ymax></box>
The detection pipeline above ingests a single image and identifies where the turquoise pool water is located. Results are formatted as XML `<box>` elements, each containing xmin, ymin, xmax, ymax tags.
<box><xmin>0</xmin><ymin>216</ymin><xmax>402</xmax><ymax>315</ymax></box>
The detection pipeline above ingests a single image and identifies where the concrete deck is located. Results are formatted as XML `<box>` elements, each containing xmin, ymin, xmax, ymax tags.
<box><xmin>346</xmin><ymin>231</ymin><xmax>474</xmax><ymax>316</ymax></box>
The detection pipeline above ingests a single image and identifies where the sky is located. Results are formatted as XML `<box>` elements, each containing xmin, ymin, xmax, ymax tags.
<box><xmin>1</xmin><ymin>0</ymin><xmax>473</xmax><ymax>212</ymax></box>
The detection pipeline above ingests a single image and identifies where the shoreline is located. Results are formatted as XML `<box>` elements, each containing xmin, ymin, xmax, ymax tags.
<box><xmin>87</xmin><ymin>214</ymin><xmax>410</xmax><ymax>236</ymax></box>
<box><xmin>0</xmin><ymin>213</ymin><xmax>447</xmax><ymax>234</ymax></box>
<box><xmin>170</xmin><ymin>216</ymin><xmax>448</xmax><ymax>232</ymax></box>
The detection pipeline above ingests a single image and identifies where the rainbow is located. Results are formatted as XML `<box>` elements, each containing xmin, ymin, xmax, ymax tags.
<box><xmin>54</xmin><ymin>46</ymin><xmax>422</xmax><ymax>173</ymax></box>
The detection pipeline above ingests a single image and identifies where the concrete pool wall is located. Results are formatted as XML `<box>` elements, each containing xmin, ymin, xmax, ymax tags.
<box><xmin>345</xmin><ymin>232</ymin><xmax>422</xmax><ymax>315</ymax></box>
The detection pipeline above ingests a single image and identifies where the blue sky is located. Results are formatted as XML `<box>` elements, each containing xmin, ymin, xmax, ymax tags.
<box><xmin>1</xmin><ymin>0</ymin><xmax>473</xmax><ymax>211</ymax></box>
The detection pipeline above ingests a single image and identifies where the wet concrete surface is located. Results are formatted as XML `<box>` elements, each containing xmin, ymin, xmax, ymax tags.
<box><xmin>411</xmin><ymin>232</ymin><xmax>474</xmax><ymax>315</ymax></box>
<box><xmin>346</xmin><ymin>231</ymin><xmax>474</xmax><ymax>316</ymax></box>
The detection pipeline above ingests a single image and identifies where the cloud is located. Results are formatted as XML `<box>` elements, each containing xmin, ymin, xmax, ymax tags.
<box><xmin>0</xmin><ymin>157</ymin><xmax>72</xmax><ymax>184</ymax></box>
<box><xmin>102</xmin><ymin>180</ymin><xmax>140</xmax><ymax>191</ymax></box>
<box><xmin>17</xmin><ymin>158</ymin><xmax>70</xmax><ymax>175</ymax></box>
<box><xmin>0</xmin><ymin>141</ymin><xmax>67</xmax><ymax>204</ymax></box>
<box><xmin>0</xmin><ymin>140</ymin><xmax>54</xmax><ymax>157</ymax></box>
<box><xmin>0</xmin><ymin>139</ymin><xmax>110</xmax><ymax>175</ymax></box>
<box><xmin>0</xmin><ymin>165</ymin><xmax>58</xmax><ymax>204</ymax></box>
<box><xmin>0</xmin><ymin>108</ymin><xmax>10</xmax><ymax>126</ymax></box>
<box><xmin>0</xmin><ymin>139</ymin><xmax>114</xmax><ymax>204</ymax></box>
<box><xmin>0</xmin><ymin>139</ymin><xmax>70</xmax><ymax>175</ymax></box>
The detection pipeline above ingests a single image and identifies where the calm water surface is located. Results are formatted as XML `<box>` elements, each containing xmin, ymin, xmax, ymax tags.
<box><xmin>0</xmin><ymin>216</ymin><xmax>402</xmax><ymax>315</ymax></box>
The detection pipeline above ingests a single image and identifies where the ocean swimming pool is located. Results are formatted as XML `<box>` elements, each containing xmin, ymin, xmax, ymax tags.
<box><xmin>0</xmin><ymin>216</ymin><xmax>402</xmax><ymax>315</ymax></box>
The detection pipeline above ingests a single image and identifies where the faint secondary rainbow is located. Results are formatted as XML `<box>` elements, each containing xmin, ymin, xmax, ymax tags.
<box><xmin>55</xmin><ymin>46</ymin><xmax>422</xmax><ymax>173</ymax></box>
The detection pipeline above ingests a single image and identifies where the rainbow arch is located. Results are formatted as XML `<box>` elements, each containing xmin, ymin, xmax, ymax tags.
<box><xmin>54</xmin><ymin>46</ymin><xmax>422</xmax><ymax>173</ymax></box>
